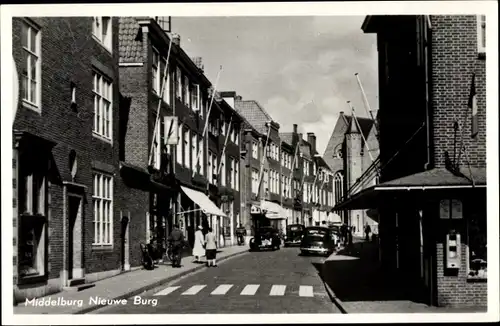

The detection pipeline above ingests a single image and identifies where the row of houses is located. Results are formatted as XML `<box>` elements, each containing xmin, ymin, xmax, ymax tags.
<box><xmin>334</xmin><ymin>15</ymin><xmax>488</xmax><ymax>308</ymax></box>
<box><xmin>12</xmin><ymin>16</ymin><xmax>346</xmax><ymax>303</ymax></box>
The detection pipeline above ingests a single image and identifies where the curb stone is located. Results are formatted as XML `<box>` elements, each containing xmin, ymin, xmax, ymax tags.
<box><xmin>77</xmin><ymin>249</ymin><xmax>249</xmax><ymax>314</ymax></box>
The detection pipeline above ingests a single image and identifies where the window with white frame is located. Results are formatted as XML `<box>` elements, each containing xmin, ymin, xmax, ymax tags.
<box><xmin>252</xmin><ymin>141</ymin><xmax>258</xmax><ymax>159</ymax></box>
<box><xmin>229</xmin><ymin>157</ymin><xmax>235</xmax><ymax>188</ymax></box>
<box><xmin>198</xmin><ymin>137</ymin><xmax>204</xmax><ymax>175</ymax></box>
<box><xmin>93</xmin><ymin>72</ymin><xmax>113</xmax><ymax>140</ymax></box>
<box><xmin>235</xmin><ymin>161</ymin><xmax>239</xmax><ymax>191</ymax></box>
<box><xmin>191</xmin><ymin>133</ymin><xmax>197</xmax><ymax>172</ymax></box>
<box><xmin>161</xmin><ymin>58</ymin><xmax>170</xmax><ymax>104</ymax></box>
<box><xmin>152</xmin><ymin>48</ymin><xmax>160</xmax><ymax>93</ymax></box>
<box><xmin>334</xmin><ymin>172</ymin><xmax>344</xmax><ymax>205</ymax></box>
<box><xmin>477</xmin><ymin>15</ymin><xmax>486</xmax><ymax>54</ymax></box>
<box><xmin>252</xmin><ymin>169</ymin><xmax>259</xmax><ymax>194</ymax></box>
<box><xmin>21</xmin><ymin>20</ymin><xmax>41</xmax><ymax>110</ymax></box>
<box><xmin>176</xmin><ymin>67</ymin><xmax>182</xmax><ymax>98</ymax></box>
<box><xmin>92</xmin><ymin>17</ymin><xmax>112</xmax><ymax>51</ymax></box>
<box><xmin>235</xmin><ymin>127</ymin><xmax>239</xmax><ymax>145</ymax></box>
<box><xmin>152</xmin><ymin>114</ymin><xmax>164</xmax><ymax>170</ymax></box>
<box><xmin>221</xmin><ymin>154</ymin><xmax>226</xmax><ymax>186</ymax></box>
<box><xmin>184</xmin><ymin>76</ymin><xmax>190</xmax><ymax>106</ymax></box>
<box><xmin>192</xmin><ymin>84</ymin><xmax>200</xmax><ymax>112</ymax></box>
<box><xmin>212</xmin><ymin>153</ymin><xmax>218</xmax><ymax>185</ymax></box>
<box><xmin>184</xmin><ymin>128</ymin><xmax>190</xmax><ymax>167</ymax></box>
<box><xmin>92</xmin><ymin>172</ymin><xmax>113</xmax><ymax>245</ymax></box>
<box><xmin>207</xmin><ymin>151</ymin><xmax>213</xmax><ymax>183</ymax></box>
<box><xmin>176</xmin><ymin>123</ymin><xmax>183</xmax><ymax>164</ymax></box>
<box><xmin>221</xmin><ymin>121</ymin><xmax>226</xmax><ymax>136</ymax></box>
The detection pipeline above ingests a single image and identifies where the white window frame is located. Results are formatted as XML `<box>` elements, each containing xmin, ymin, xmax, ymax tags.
<box><xmin>198</xmin><ymin>137</ymin><xmax>204</xmax><ymax>175</ymax></box>
<box><xmin>252</xmin><ymin>141</ymin><xmax>258</xmax><ymax>159</ymax></box>
<box><xmin>192</xmin><ymin>84</ymin><xmax>200</xmax><ymax>112</ymax></box>
<box><xmin>92</xmin><ymin>71</ymin><xmax>113</xmax><ymax>142</ymax></box>
<box><xmin>92</xmin><ymin>17</ymin><xmax>112</xmax><ymax>52</ymax></box>
<box><xmin>92</xmin><ymin>172</ymin><xmax>114</xmax><ymax>246</ymax></box>
<box><xmin>212</xmin><ymin>153</ymin><xmax>218</xmax><ymax>185</ymax></box>
<box><xmin>176</xmin><ymin>67</ymin><xmax>182</xmax><ymax>99</ymax></box>
<box><xmin>152</xmin><ymin>47</ymin><xmax>160</xmax><ymax>93</ymax></box>
<box><xmin>184</xmin><ymin>128</ymin><xmax>190</xmax><ymax>168</ymax></box>
<box><xmin>184</xmin><ymin>76</ymin><xmax>190</xmax><ymax>106</ymax></box>
<box><xmin>477</xmin><ymin>15</ymin><xmax>486</xmax><ymax>55</ymax></box>
<box><xmin>20</xmin><ymin>20</ymin><xmax>42</xmax><ymax>111</ymax></box>
<box><xmin>191</xmin><ymin>133</ymin><xmax>198</xmax><ymax>172</ymax></box>
<box><xmin>177</xmin><ymin>123</ymin><xmax>183</xmax><ymax>165</ymax></box>
<box><xmin>221</xmin><ymin>153</ymin><xmax>226</xmax><ymax>186</ymax></box>
<box><xmin>162</xmin><ymin>58</ymin><xmax>170</xmax><ymax>104</ymax></box>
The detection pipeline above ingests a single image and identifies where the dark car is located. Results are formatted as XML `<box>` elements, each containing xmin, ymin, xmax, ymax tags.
<box><xmin>250</xmin><ymin>226</ymin><xmax>281</xmax><ymax>251</ymax></box>
<box><xmin>284</xmin><ymin>224</ymin><xmax>305</xmax><ymax>247</ymax></box>
<box><xmin>300</xmin><ymin>226</ymin><xmax>336</xmax><ymax>256</ymax></box>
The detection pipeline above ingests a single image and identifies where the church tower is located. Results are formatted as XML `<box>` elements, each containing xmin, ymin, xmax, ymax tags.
<box><xmin>345</xmin><ymin>116</ymin><xmax>364</xmax><ymax>234</ymax></box>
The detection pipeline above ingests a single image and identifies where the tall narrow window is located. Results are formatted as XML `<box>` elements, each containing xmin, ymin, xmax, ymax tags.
<box><xmin>184</xmin><ymin>128</ymin><xmax>190</xmax><ymax>168</ymax></box>
<box><xmin>92</xmin><ymin>72</ymin><xmax>113</xmax><ymax>140</ymax></box>
<box><xmin>92</xmin><ymin>17</ymin><xmax>112</xmax><ymax>51</ymax></box>
<box><xmin>221</xmin><ymin>154</ymin><xmax>226</xmax><ymax>186</ymax></box>
<box><xmin>198</xmin><ymin>137</ymin><xmax>204</xmax><ymax>175</ymax></box>
<box><xmin>176</xmin><ymin>67</ymin><xmax>182</xmax><ymax>98</ymax></box>
<box><xmin>191</xmin><ymin>133</ymin><xmax>197</xmax><ymax>172</ymax></box>
<box><xmin>152</xmin><ymin>48</ymin><xmax>160</xmax><ymax>93</ymax></box>
<box><xmin>176</xmin><ymin>123</ymin><xmax>183</xmax><ymax>165</ymax></box>
<box><xmin>20</xmin><ymin>20</ymin><xmax>41</xmax><ymax>110</ymax></box>
<box><xmin>192</xmin><ymin>84</ymin><xmax>200</xmax><ymax>112</ymax></box>
<box><xmin>184</xmin><ymin>76</ymin><xmax>190</xmax><ymax>106</ymax></box>
<box><xmin>235</xmin><ymin>160</ymin><xmax>239</xmax><ymax>191</ymax></box>
<box><xmin>161</xmin><ymin>58</ymin><xmax>170</xmax><ymax>104</ymax></box>
<box><xmin>477</xmin><ymin>15</ymin><xmax>486</xmax><ymax>54</ymax></box>
<box><xmin>92</xmin><ymin>172</ymin><xmax>113</xmax><ymax>245</ymax></box>
<box><xmin>207</xmin><ymin>151</ymin><xmax>213</xmax><ymax>183</ymax></box>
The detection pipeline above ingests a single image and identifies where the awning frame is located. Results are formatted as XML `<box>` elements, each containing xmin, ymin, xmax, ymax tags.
<box><xmin>180</xmin><ymin>185</ymin><xmax>228</xmax><ymax>218</ymax></box>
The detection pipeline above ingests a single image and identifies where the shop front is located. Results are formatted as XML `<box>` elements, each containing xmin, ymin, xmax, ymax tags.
<box><xmin>335</xmin><ymin>167</ymin><xmax>487</xmax><ymax>308</ymax></box>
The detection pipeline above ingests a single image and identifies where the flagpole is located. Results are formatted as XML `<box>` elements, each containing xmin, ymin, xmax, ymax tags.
<box><xmin>348</xmin><ymin>101</ymin><xmax>375</xmax><ymax>163</ymax></box>
<box><xmin>217</xmin><ymin>114</ymin><xmax>233</xmax><ymax>176</ymax></box>
<box><xmin>257</xmin><ymin>121</ymin><xmax>272</xmax><ymax>198</ymax></box>
<box><xmin>149</xmin><ymin>37</ymin><xmax>173</xmax><ymax>167</ymax></box>
<box><xmin>193</xmin><ymin>65</ymin><xmax>223</xmax><ymax>178</ymax></box>
<box><xmin>456</xmin><ymin>73</ymin><xmax>476</xmax><ymax>170</ymax></box>
<box><xmin>355</xmin><ymin>73</ymin><xmax>379</xmax><ymax>136</ymax></box>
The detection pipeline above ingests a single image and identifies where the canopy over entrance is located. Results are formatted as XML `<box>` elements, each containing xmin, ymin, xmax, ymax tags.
<box><xmin>180</xmin><ymin>186</ymin><xmax>227</xmax><ymax>218</ymax></box>
<box><xmin>334</xmin><ymin>167</ymin><xmax>486</xmax><ymax>210</ymax></box>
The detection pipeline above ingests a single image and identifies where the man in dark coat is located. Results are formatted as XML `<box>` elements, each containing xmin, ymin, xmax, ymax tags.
<box><xmin>168</xmin><ymin>224</ymin><xmax>186</xmax><ymax>268</ymax></box>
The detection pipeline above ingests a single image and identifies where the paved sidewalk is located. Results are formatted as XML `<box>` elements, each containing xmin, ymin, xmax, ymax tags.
<box><xmin>322</xmin><ymin>241</ymin><xmax>486</xmax><ymax>314</ymax></box>
<box><xmin>14</xmin><ymin>245</ymin><xmax>249</xmax><ymax>315</ymax></box>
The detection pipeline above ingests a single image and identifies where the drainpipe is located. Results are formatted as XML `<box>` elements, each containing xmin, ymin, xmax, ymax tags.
<box><xmin>423</xmin><ymin>15</ymin><xmax>432</xmax><ymax>171</ymax></box>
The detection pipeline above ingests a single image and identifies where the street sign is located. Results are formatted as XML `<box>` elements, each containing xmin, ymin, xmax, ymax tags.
<box><xmin>13</xmin><ymin>56</ymin><xmax>19</xmax><ymax>123</ymax></box>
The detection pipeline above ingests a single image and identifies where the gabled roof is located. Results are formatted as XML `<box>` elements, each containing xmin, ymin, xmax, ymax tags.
<box><xmin>344</xmin><ymin>115</ymin><xmax>374</xmax><ymax>139</ymax></box>
<box><xmin>119</xmin><ymin>17</ymin><xmax>144</xmax><ymax>63</ymax></box>
<box><xmin>235</xmin><ymin>100</ymin><xmax>274</xmax><ymax>135</ymax></box>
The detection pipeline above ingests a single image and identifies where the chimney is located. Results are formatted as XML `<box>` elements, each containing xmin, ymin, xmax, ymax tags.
<box><xmin>293</xmin><ymin>124</ymin><xmax>298</xmax><ymax>134</ymax></box>
<box><xmin>298</xmin><ymin>133</ymin><xmax>303</xmax><ymax>140</ymax></box>
<box><xmin>339</xmin><ymin>111</ymin><xmax>344</xmax><ymax>116</ymax></box>
<box><xmin>307</xmin><ymin>132</ymin><xmax>317</xmax><ymax>154</ymax></box>
<box><xmin>235</xmin><ymin>95</ymin><xmax>243</xmax><ymax>101</ymax></box>
<box><xmin>171</xmin><ymin>33</ymin><xmax>181</xmax><ymax>46</ymax></box>
<box><xmin>220</xmin><ymin>91</ymin><xmax>236</xmax><ymax>109</ymax></box>
<box><xmin>191</xmin><ymin>57</ymin><xmax>204</xmax><ymax>72</ymax></box>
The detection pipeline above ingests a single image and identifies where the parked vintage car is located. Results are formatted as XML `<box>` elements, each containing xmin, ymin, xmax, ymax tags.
<box><xmin>300</xmin><ymin>226</ymin><xmax>336</xmax><ymax>256</ymax></box>
<box><xmin>284</xmin><ymin>224</ymin><xmax>305</xmax><ymax>247</ymax></box>
<box><xmin>250</xmin><ymin>226</ymin><xmax>281</xmax><ymax>251</ymax></box>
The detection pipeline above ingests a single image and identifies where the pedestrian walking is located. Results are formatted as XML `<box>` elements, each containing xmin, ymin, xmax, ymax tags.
<box><xmin>205</xmin><ymin>227</ymin><xmax>218</xmax><ymax>267</ymax></box>
<box><xmin>192</xmin><ymin>225</ymin><xmax>205</xmax><ymax>263</ymax></box>
<box><xmin>168</xmin><ymin>224</ymin><xmax>186</xmax><ymax>268</ymax></box>
<box><xmin>364</xmin><ymin>223</ymin><xmax>371</xmax><ymax>242</ymax></box>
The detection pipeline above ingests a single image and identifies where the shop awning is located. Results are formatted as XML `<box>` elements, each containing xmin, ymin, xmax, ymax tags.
<box><xmin>334</xmin><ymin>167</ymin><xmax>486</xmax><ymax>211</ymax></box>
<box><xmin>261</xmin><ymin>200</ymin><xmax>287</xmax><ymax>220</ymax></box>
<box><xmin>181</xmin><ymin>186</ymin><xmax>227</xmax><ymax>218</ymax></box>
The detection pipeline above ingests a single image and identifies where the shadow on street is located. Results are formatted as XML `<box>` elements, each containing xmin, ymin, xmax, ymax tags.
<box><xmin>317</xmin><ymin>240</ymin><xmax>428</xmax><ymax>305</ymax></box>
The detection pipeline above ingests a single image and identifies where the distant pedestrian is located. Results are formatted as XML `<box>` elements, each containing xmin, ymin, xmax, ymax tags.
<box><xmin>205</xmin><ymin>227</ymin><xmax>217</xmax><ymax>267</ymax></box>
<box><xmin>192</xmin><ymin>225</ymin><xmax>205</xmax><ymax>263</ymax></box>
<box><xmin>168</xmin><ymin>224</ymin><xmax>186</xmax><ymax>268</ymax></box>
<box><xmin>364</xmin><ymin>223</ymin><xmax>371</xmax><ymax>242</ymax></box>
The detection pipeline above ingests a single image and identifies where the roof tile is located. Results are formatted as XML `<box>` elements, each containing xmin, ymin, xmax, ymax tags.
<box><xmin>119</xmin><ymin>17</ymin><xmax>144</xmax><ymax>63</ymax></box>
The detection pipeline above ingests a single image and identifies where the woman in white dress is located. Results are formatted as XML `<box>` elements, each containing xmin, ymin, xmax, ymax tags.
<box><xmin>192</xmin><ymin>225</ymin><xmax>205</xmax><ymax>263</ymax></box>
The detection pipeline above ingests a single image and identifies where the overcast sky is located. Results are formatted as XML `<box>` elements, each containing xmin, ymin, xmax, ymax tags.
<box><xmin>172</xmin><ymin>16</ymin><xmax>378</xmax><ymax>154</ymax></box>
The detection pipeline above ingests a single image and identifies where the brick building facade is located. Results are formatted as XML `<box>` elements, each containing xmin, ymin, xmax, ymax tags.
<box><xmin>12</xmin><ymin>17</ymin><xmax>125</xmax><ymax>303</ymax></box>
<box><xmin>336</xmin><ymin>15</ymin><xmax>487</xmax><ymax>308</ymax></box>
<box><xmin>118</xmin><ymin>17</ymin><xmax>239</xmax><ymax>252</ymax></box>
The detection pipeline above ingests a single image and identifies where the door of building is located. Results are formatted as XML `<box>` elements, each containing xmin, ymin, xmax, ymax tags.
<box><xmin>67</xmin><ymin>195</ymin><xmax>83</xmax><ymax>281</ymax></box>
<box><xmin>121</xmin><ymin>215</ymin><xmax>130</xmax><ymax>271</ymax></box>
